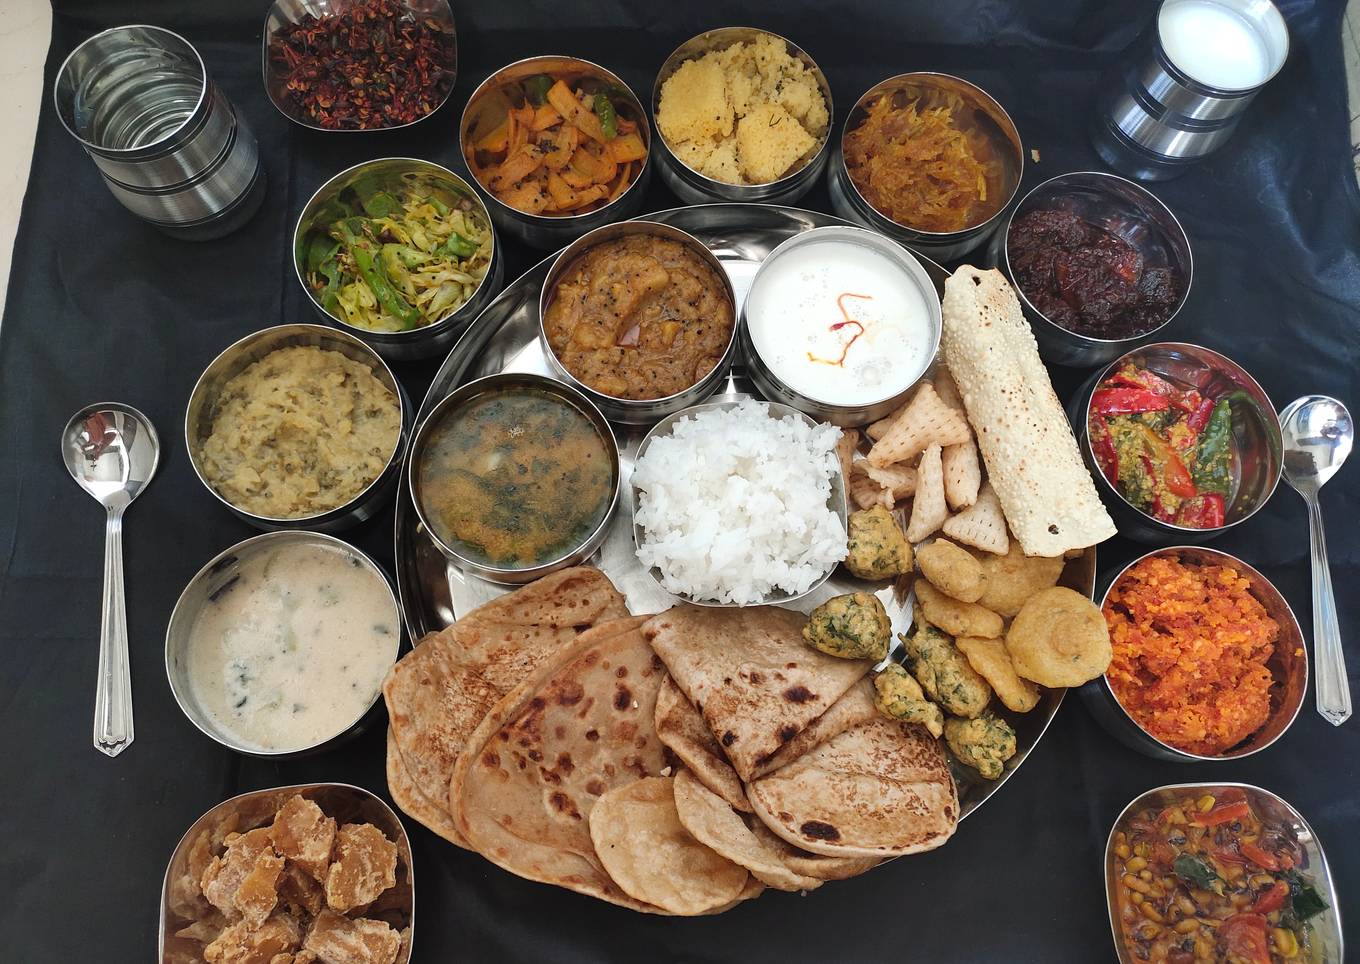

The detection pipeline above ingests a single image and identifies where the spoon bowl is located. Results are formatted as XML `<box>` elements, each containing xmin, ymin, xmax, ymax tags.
<box><xmin>60</xmin><ymin>402</ymin><xmax>161</xmax><ymax>756</ymax></box>
<box><xmin>1280</xmin><ymin>396</ymin><xmax>1353</xmax><ymax>494</ymax></box>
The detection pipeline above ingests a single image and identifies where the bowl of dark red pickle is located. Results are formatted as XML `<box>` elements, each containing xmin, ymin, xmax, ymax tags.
<box><xmin>1070</xmin><ymin>343</ymin><xmax>1282</xmax><ymax>543</ymax></box>
<box><xmin>987</xmin><ymin>171</ymin><xmax>1192</xmax><ymax>367</ymax></box>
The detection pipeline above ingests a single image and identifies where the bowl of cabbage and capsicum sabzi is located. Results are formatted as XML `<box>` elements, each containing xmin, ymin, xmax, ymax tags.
<box><xmin>294</xmin><ymin>157</ymin><xmax>503</xmax><ymax>361</ymax></box>
<box><xmin>1073</xmin><ymin>343</ymin><xmax>1283</xmax><ymax>543</ymax></box>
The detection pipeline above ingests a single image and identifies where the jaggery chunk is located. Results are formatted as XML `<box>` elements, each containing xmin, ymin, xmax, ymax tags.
<box><xmin>203</xmin><ymin>912</ymin><xmax>302</xmax><ymax>964</ymax></box>
<box><xmin>278</xmin><ymin>861</ymin><xmax>325</xmax><ymax>917</ymax></box>
<box><xmin>270</xmin><ymin>795</ymin><xmax>336</xmax><ymax>882</ymax></box>
<box><xmin>303</xmin><ymin>911</ymin><xmax>400</xmax><ymax>964</ymax></box>
<box><xmin>324</xmin><ymin>824</ymin><xmax>397</xmax><ymax>913</ymax></box>
<box><xmin>269</xmin><ymin>952</ymin><xmax>317</xmax><ymax>964</ymax></box>
<box><xmin>202</xmin><ymin>828</ymin><xmax>280</xmax><ymax>920</ymax></box>
<box><xmin>235</xmin><ymin>847</ymin><xmax>286</xmax><ymax>927</ymax></box>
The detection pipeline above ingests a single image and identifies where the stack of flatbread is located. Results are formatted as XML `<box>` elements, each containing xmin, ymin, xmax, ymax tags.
<box><xmin>383</xmin><ymin>568</ymin><xmax>959</xmax><ymax>915</ymax></box>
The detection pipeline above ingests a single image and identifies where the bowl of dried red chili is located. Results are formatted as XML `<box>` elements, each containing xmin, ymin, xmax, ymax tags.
<box><xmin>263</xmin><ymin>0</ymin><xmax>457</xmax><ymax>132</ymax></box>
<box><xmin>1071</xmin><ymin>342</ymin><xmax>1283</xmax><ymax>542</ymax></box>
<box><xmin>1104</xmin><ymin>783</ymin><xmax>1342</xmax><ymax>964</ymax></box>
<box><xmin>987</xmin><ymin>171</ymin><xmax>1192</xmax><ymax>367</ymax></box>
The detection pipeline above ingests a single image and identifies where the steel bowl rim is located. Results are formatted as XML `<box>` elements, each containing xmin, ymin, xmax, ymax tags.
<box><xmin>835</xmin><ymin>70</ymin><xmax>1025</xmax><ymax>240</ymax></box>
<box><xmin>164</xmin><ymin>529</ymin><xmax>402</xmax><ymax>757</ymax></box>
<box><xmin>1080</xmin><ymin>340</ymin><xmax>1284</xmax><ymax>536</ymax></box>
<box><xmin>1103</xmin><ymin>780</ymin><xmax>1343</xmax><ymax>964</ymax></box>
<box><xmin>740</xmin><ymin>223</ymin><xmax>942</xmax><ymax>412</ymax></box>
<box><xmin>1096</xmin><ymin>543</ymin><xmax>1307</xmax><ymax>762</ymax></box>
<box><xmin>291</xmin><ymin>156</ymin><xmax>499</xmax><ymax>344</ymax></box>
<box><xmin>1154</xmin><ymin>0</ymin><xmax>1292</xmax><ymax>95</ymax></box>
<box><xmin>536</xmin><ymin>218</ymin><xmax>739</xmax><ymax>416</ymax></box>
<box><xmin>1001</xmin><ymin>170</ymin><xmax>1194</xmax><ymax>347</ymax></box>
<box><xmin>184</xmin><ymin>322</ymin><xmax>409</xmax><ymax>525</ymax></box>
<box><xmin>407</xmin><ymin>371</ymin><xmax>623</xmax><ymax>583</ymax></box>
<box><xmin>260</xmin><ymin>0</ymin><xmax>457</xmax><ymax>133</ymax></box>
<box><xmin>629</xmin><ymin>394</ymin><xmax>849</xmax><ymax>607</ymax></box>
<box><xmin>649</xmin><ymin>26</ymin><xmax>835</xmax><ymax>196</ymax></box>
<box><xmin>458</xmin><ymin>53</ymin><xmax>652</xmax><ymax>225</ymax></box>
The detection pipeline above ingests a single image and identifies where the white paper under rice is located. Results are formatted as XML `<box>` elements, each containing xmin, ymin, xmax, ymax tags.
<box><xmin>632</xmin><ymin>400</ymin><xmax>846</xmax><ymax>605</ymax></box>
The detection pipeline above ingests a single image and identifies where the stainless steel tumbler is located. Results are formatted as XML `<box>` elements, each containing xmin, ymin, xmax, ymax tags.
<box><xmin>1092</xmin><ymin>0</ymin><xmax>1289</xmax><ymax>181</ymax></box>
<box><xmin>54</xmin><ymin>25</ymin><xmax>266</xmax><ymax>240</ymax></box>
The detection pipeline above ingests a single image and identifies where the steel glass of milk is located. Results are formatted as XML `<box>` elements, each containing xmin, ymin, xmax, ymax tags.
<box><xmin>1092</xmin><ymin>0</ymin><xmax>1289</xmax><ymax>181</ymax></box>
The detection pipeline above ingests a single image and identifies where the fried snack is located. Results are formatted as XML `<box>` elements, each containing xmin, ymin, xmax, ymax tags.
<box><xmin>845</xmin><ymin>505</ymin><xmax>913</xmax><ymax>580</ymax></box>
<box><xmin>907</xmin><ymin>443</ymin><xmax>948</xmax><ymax>542</ymax></box>
<box><xmin>916</xmin><ymin>538</ymin><xmax>984</xmax><ymax>603</ymax></box>
<box><xmin>956</xmin><ymin>636</ymin><xmax>1041</xmax><ymax>713</ymax></box>
<box><xmin>862</xmin><ymin>461</ymin><xmax>917</xmax><ymax>501</ymax></box>
<box><xmin>672</xmin><ymin>769</ymin><xmax>823</xmax><ymax>893</ymax></box>
<box><xmin>915</xmin><ymin>580</ymin><xmax>1003</xmax><ymax>640</ymax></box>
<box><xmin>941</xmin><ymin>481</ymin><xmax>1009</xmax><ymax>554</ymax></box>
<box><xmin>933</xmin><ymin>366</ymin><xmax>964</xmax><ymax>413</ymax></box>
<box><xmin>655</xmin><ymin>677</ymin><xmax>752</xmax><ymax>814</ymax></box>
<box><xmin>803</xmin><ymin>592</ymin><xmax>892</xmax><ymax>660</ymax></box>
<box><xmin>588</xmin><ymin>777</ymin><xmax>750</xmax><ymax>915</ymax></box>
<box><xmin>303</xmin><ymin>910</ymin><xmax>400</xmax><ymax>964</ymax></box>
<box><xmin>325</xmin><ymin>824</ymin><xmax>397</xmax><ymax>914</ymax></box>
<box><xmin>866</xmin><ymin>398</ymin><xmax>910</xmax><ymax>442</ymax></box>
<box><xmin>1006</xmin><ymin>586</ymin><xmax>1112</xmax><ymax>687</ymax></box>
<box><xmin>849</xmin><ymin>467</ymin><xmax>893</xmax><ymax>510</ymax></box>
<box><xmin>945</xmin><ymin>714</ymin><xmax>1017</xmax><ymax>780</ymax></box>
<box><xmin>834</xmin><ymin>429</ymin><xmax>858</xmax><ymax>487</ymax></box>
<box><xmin>867</xmin><ymin>383</ymin><xmax>971</xmax><ymax>467</ymax></box>
<box><xmin>900</xmin><ymin>614</ymin><xmax>992</xmax><ymax>719</ymax></box>
<box><xmin>974</xmin><ymin>542</ymin><xmax>1065</xmax><ymax>617</ymax></box>
<box><xmin>872</xmin><ymin>663</ymin><xmax>944</xmax><ymax>737</ymax></box>
<box><xmin>269</xmin><ymin>796</ymin><xmax>335</xmax><ymax>883</ymax></box>
<box><xmin>942</xmin><ymin>441</ymin><xmax>981</xmax><ymax>510</ymax></box>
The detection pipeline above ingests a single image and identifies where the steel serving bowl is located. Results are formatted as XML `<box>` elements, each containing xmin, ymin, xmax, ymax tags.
<box><xmin>186</xmin><ymin>324</ymin><xmax>411</xmax><ymax>532</ymax></box>
<box><xmin>160</xmin><ymin>782</ymin><xmax>415</xmax><ymax>963</ymax></box>
<box><xmin>740</xmin><ymin>224</ymin><xmax>941</xmax><ymax>427</ymax></box>
<box><xmin>828</xmin><ymin>72</ymin><xmax>1023</xmax><ymax>262</ymax></box>
<box><xmin>460</xmin><ymin>55</ymin><xmax>652</xmax><ymax>250</ymax></box>
<box><xmin>408</xmin><ymin>372</ymin><xmax>621</xmax><ymax>585</ymax></box>
<box><xmin>293</xmin><ymin>157</ymin><xmax>503</xmax><ymax>362</ymax></box>
<box><xmin>629</xmin><ymin>396</ymin><xmax>849</xmax><ymax>608</ymax></box>
<box><xmin>1104</xmin><ymin>783</ymin><xmax>1342</xmax><ymax>963</ymax></box>
<box><xmin>538</xmin><ymin>219</ymin><xmax>738</xmax><ymax>425</ymax></box>
<box><xmin>1082</xmin><ymin>545</ymin><xmax>1306</xmax><ymax>762</ymax></box>
<box><xmin>165</xmin><ymin>530</ymin><xmax>403</xmax><ymax>757</ymax></box>
<box><xmin>986</xmin><ymin>171</ymin><xmax>1193</xmax><ymax>367</ymax></box>
<box><xmin>262</xmin><ymin>0</ymin><xmax>457</xmax><ymax>132</ymax></box>
<box><xmin>650</xmin><ymin>26</ymin><xmax>833</xmax><ymax>205</ymax></box>
<box><xmin>1069</xmin><ymin>342</ymin><xmax>1283</xmax><ymax>543</ymax></box>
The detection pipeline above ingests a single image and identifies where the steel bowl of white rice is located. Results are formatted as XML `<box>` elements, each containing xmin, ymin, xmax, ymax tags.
<box><xmin>629</xmin><ymin>397</ymin><xmax>848</xmax><ymax>606</ymax></box>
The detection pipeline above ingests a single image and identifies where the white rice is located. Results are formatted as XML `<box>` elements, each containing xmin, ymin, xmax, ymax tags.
<box><xmin>631</xmin><ymin>399</ymin><xmax>847</xmax><ymax>605</ymax></box>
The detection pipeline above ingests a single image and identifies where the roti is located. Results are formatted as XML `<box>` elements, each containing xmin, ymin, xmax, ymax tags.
<box><xmin>747</xmin><ymin>717</ymin><xmax>958</xmax><ymax>858</ymax></box>
<box><xmin>385</xmin><ymin>730</ymin><xmax>467</xmax><ymax>848</ymax></box>
<box><xmin>449</xmin><ymin>616</ymin><xmax>669</xmax><ymax>912</ymax></box>
<box><xmin>655</xmin><ymin>677</ymin><xmax>751</xmax><ymax>813</ymax></box>
<box><xmin>643</xmin><ymin>606</ymin><xmax>871</xmax><ymax>781</ymax></box>
<box><xmin>750</xmin><ymin>678</ymin><xmax>878</xmax><ymax>780</ymax></box>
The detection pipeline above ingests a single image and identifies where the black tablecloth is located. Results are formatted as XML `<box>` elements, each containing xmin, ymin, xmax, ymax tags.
<box><xmin>2</xmin><ymin>1</ymin><xmax>1357</xmax><ymax>960</ymax></box>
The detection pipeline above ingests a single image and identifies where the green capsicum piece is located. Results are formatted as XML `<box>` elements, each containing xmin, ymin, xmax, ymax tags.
<box><xmin>1191</xmin><ymin>398</ymin><xmax>1234</xmax><ymax>496</ymax></box>
<box><xmin>524</xmin><ymin>74</ymin><xmax>553</xmax><ymax>105</ymax></box>
<box><xmin>440</xmin><ymin>232</ymin><xmax>479</xmax><ymax>259</ymax></box>
<box><xmin>593</xmin><ymin>92</ymin><xmax>618</xmax><ymax>139</ymax></box>
<box><xmin>336</xmin><ymin>219</ymin><xmax>422</xmax><ymax>330</ymax></box>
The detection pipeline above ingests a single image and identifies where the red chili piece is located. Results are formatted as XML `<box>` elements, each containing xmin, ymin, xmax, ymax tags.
<box><xmin>1250</xmin><ymin>879</ymin><xmax>1290</xmax><ymax>913</ymax></box>
<box><xmin>1175</xmin><ymin>494</ymin><xmax>1226</xmax><ymax>529</ymax></box>
<box><xmin>1091</xmin><ymin>386</ymin><xmax>1170</xmax><ymax>415</ymax></box>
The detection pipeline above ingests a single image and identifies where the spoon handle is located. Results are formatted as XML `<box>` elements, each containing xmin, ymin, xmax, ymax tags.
<box><xmin>1306</xmin><ymin>495</ymin><xmax>1351</xmax><ymax>726</ymax></box>
<box><xmin>94</xmin><ymin>508</ymin><xmax>134</xmax><ymax>756</ymax></box>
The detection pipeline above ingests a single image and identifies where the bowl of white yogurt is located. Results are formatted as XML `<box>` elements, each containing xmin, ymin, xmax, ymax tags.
<box><xmin>740</xmin><ymin>225</ymin><xmax>942</xmax><ymax>427</ymax></box>
<box><xmin>165</xmin><ymin>530</ymin><xmax>403</xmax><ymax>757</ymax></box>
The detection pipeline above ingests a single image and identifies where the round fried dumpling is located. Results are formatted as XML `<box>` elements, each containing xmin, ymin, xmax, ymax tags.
<box><xmin>975</xmin><ymin>543</ymin><xmax>1066</xmax><ymax>617</ymax></box>
<box><xmin>900</xmin><ymin>611</ymin><xmax>991</xmax><ymax>719</ymax></box>
<box><xmin>916</xmin><ymin>538</ymin><xmax>984</xmax><ymax>602</ymax></box>
<box><xmin>873</xmin><ymin>664</ymin><xmax>944</xmax><ymax>737</ymax></box>
<box><xmin>944</xmin><ymin>714</ymin><xmax>1016</xmax><ymax>780</ymax></box>
<box><xmin>1005</xmin><ymin>586</ymin><xmax>1112</xmax><ymax>687</ymax></box>
<box><xmin>804</xmin><ymin>592</ymin><xmax>892</xmax><ymax>660</ymax></box>
<box><xmin>845</xmin><ymin>505</ymin><xmax>912</xmax><ymax>580</ymax></box>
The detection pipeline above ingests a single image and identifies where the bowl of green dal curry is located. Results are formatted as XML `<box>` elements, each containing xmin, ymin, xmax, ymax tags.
<box><xmin>409</xmin><ymin>372</ymin><xmax>620</xmax><ymax>583</ymax></box>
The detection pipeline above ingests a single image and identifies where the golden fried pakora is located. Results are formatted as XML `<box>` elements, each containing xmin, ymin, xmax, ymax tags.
<box><xmin>955</xmin><ymin>635</ymin><xmax>1041</xmax><ymax>713</ymax></box>
<box><xmin>915</xmin><ymin>579</ymin><xmax>1003</xmax><ymax>639</ymax></box>
<box><xmin>1005</xmin><ymin>586</ymin><xmax>1111</xmax><ymax>687</ymax></box>
<box><xmin>974</xmin><ymin>542</ymin><xmax>1065</xmax><ymax>617</ymax></box>
<box><xmin>804</xmin><ymin>592</ymin><xmax>892</xmax><ymax>660</ymax></box>
<box><xmin>872</xmin><ymin>663</ymin><xmax>944</xmax><ymax>737</ymax></box>
<box><xmin>845</xmin><ymin>505</ymin><xmax>912</xmax><ymax>580</ymax></box>
<box><xmin>945</xmin><ymin>714</ymin><xmax>1016</xmax><ymax>780</ymax></box>
<box><xmin>900</xmin><ymin>611</ymin><xmax>991</xmax><ymax>719</ymax></box>
<box><xmin>916</xmin><ymin>538</ymin><xmax>984</xmax><ymax>603</ymax></box>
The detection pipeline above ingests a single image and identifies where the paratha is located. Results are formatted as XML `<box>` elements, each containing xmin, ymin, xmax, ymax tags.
<box><xmin>747</xmin><ymin>717</ymin><xmax>958</xmax><ymax>858</ymax></box>
<box><xmin>654</xmin><ymin>677</ymin><xmax>751</xmax><ymax>813</ymax></box>
<box><xmin>643</xmin><ymin>606</ymin><xmax>871</xmax><ymax>781</ymax></box>
<box><xmin>749</xmin><ymin>678</ymin><xmax>878</xmax><ymax>780</ymax></box>
<box><xmin>449</xmin><ymin>616</ymin><xmax>670</xmax><ymax>912</ymax></box>
<box><xmin>385</xmin><ymin>730</ymin><xmax>466</xmax><ymax>848</ymax></box>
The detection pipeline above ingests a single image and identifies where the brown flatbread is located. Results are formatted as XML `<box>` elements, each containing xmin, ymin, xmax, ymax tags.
<box><xmin>385</xmin><ymin>731</ymin><xmax>467</xmax><ymax>848</ymax></box>
<box><xmin>383</xmin><ymin>567</ymin><xmax>629</xmax><ymax>822</ymax></box>
<box><xmin>747</xmin><ymin>717</ymin><xmax>958</xmax><ymax>858</ymax></box>
<box><xmin>750</xmin><ymin>678</ymin><xmax>878</xmax><ymax>780</ymax></box>
<box><xmin>654</xmin><ymin>677</ymin><xmax>751</xmax><ymax>814</ymax></box>
<box><xmin>643</xmin><ymin>606</ymin><xmax>871</xmax><ymax>782</ymax></box>
<box><xmin>449</xmin><ymin>616</ymin><xmax>670</xmax><ymax>913</ymax></box>
<box><xmin>754</xmin><ymin>824</ymin><xmax>880</xmax><ymax>882</ymax></box>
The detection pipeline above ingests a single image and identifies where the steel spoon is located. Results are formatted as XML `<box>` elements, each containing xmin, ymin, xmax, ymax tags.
<box><xmin>60</xmin><ymin>403</ymin><xmax>161</xmax><ymax>756</ymax></box>
<box><xmin>1278</xmin><ymin>395</ymin><xmax>1353</xmax><ymax>726</ymax></box>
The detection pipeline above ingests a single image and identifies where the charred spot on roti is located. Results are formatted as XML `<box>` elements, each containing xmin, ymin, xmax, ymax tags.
<box><xmin>556</xmin><ymin>681</ymin><xmax>584</xmax><ymax>706</ymax></box>
<box><xmin>556</xmin><ymin>752</ymin><xmax>574</xmax><ymax>773</ymax></box>
<box><xmin>497</xmin><ymin>731</ymin><xmax>510</xmax><ymax>742</ymax></box>
<box><xmin>747</xmin><ymin>670</ymin><xmax>764</xmax><ymax>684</ymax></box>
<box><xmin>585</xmin><ymin>728</ymin><xmax>599</xmax><ymax>742</ymax></box>
<box><xmin>800</xmin><ymin>821</ymin><xmax>841</xmax><ymax>841</ymax></box>
<box><xmin>586</xmin><ymin>779</ymin><xmax>605</xmax><ymax>795</ymax></box>
<box><xmin>634</xmin><ymin>736</ymin><xmax>648</xmax><ymax>750</ymax></box>
<box><xmin>615</xmin><ymin>666</ymin><xmax>628</xmax><ymax>678</ymax></box>
<box><xmin>527</xmin><ymin>748</ymin><xmax>543</xmax><ymax>762</ymax></box>
<box><xmin>540</xmin><ymin>767</ymin><xmax>562</xmax><ymax>785</ymax></box>
<box><xmin>481</xmin><ymin>750</ymin><xmax>500</xmax><ymax>768</ymax></box>
<box><xmin>613</xmin><ymin>685</ymin><xmax>632</xmax><ymax>711</ymax></box>
<box><xmin>549</xmin><ymin>791</ymin><xmax>580</xmax><ymax>819</ymax></box>
<box><xmin>783</xmin><ymin>685</ymin><xmax>814</xmax><ymax>703</ymax></box>
<box><xmin>721</xmin><ymin>731</ymin><xmax>736</xmax><ymax>747</ymax></box>
<box><xmin>777</xmin><ymin>724</ymin><xmax>797</xmax><ymax>743</ymax></box>
<box><xmin>617</xmin><ymin>721</ymin><xmax>638</xmax><ymax>741</ymax></box>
